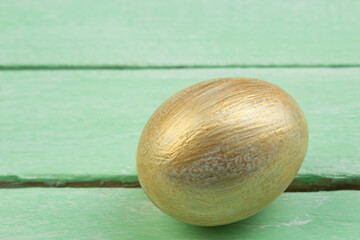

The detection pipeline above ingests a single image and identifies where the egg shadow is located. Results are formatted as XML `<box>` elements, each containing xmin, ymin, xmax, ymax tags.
<box><xmin>97</xmin><ymin>189</ymin><xmax>271</xmax><ymax>239</ymax></box>
<box><xmin>180</xmin><ymin>212</ymin><xmax>264</xmax><ymax>240</ymax></box>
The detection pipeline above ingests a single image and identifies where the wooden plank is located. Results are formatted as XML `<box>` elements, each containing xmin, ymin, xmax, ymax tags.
<box><xmin>0</xmin><ymin>189</ymin><xmax>359</xmax><ymax>239</ymax></box>
<box><xmin>0</xmin><ymin>68</ymin><xmax>359</xmax><ymax>183</ymax></box>
<box><xmin>1</xmin><ymin>0</ymin><xmax>360</xmax><ymax>66</ymax></box>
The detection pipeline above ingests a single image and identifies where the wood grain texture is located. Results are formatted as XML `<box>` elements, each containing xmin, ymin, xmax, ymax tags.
<box><xmin>0</xmin><ymin>189</ymin><xmax>359</xmax><ymax>239</ymax></box>
<box><xmin>1</xmin><ymin>68</ymin><xmax>359</xmax><ymax>182</ymax></box>
<box><xmin>1</xmin><ymin>0</ymin><xmax>360</xmax><ymax>66</ymax></box>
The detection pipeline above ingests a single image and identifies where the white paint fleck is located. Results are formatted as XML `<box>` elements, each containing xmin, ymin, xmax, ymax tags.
<box><xmin>259</xmin><ymin>219</ymin><xmax>312</xmax><ymax>229</ymax></box>
<box><xmin>313</xmin><ymin>195</ymin><xmax>330</xmax><ymax>207</ymax></box>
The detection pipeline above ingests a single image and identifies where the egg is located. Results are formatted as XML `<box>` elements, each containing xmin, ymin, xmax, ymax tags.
<box><xmin>136</xmin><ymin>78</ymin><xmax>308</xmax><ymax>226</ymax></box>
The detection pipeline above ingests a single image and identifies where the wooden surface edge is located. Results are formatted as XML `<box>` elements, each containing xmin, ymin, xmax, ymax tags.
<box><xmin>0</xmin><ymin>189</ymin><xmax>359</xmax><ymax>240</ymax></box>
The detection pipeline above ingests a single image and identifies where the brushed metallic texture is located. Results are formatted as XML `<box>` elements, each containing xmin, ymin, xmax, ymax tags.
<box><xmin>137</xmin><ymin>78</ymin><xmax>309</xmax><ymax>226</ymax></box>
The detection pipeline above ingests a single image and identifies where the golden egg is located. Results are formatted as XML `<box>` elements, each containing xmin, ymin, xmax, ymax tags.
<box><xmin>136</xmin><ymin>78</ymin><xmax>308</xmax><ymax>226</ymax></box>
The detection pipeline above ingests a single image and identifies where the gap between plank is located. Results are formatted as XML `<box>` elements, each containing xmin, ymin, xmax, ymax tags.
<box><xmin>1</xmin><ymin>64</ymin><xmax>360</xmax><ymax>71</ymax></box>
<box><xmin>0</xmin><ymin>174</ymin><xmax>359</xmax><ymax>191</ymax></box>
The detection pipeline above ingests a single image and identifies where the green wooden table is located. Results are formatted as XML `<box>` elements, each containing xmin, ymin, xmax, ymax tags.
<box><xmin>1</xmin><ymin>1</ymin><xmax>359</xmax><ymax>239</ymax></box>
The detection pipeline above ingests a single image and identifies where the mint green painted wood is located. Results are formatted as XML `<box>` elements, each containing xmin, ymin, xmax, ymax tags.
<box><xmin>0</xmin><ymin>189</ymin><xmax>359</xmax><ymax>239</ymax></box>
<box><xmin>1</xmin><ymin>0</ymin><xmax>360</xmax><ymax>66</ymax></box>
<box><xmin>1</xmin><ymin>68</ymin><xmax>359</xmax><ymax>181</ymax></box>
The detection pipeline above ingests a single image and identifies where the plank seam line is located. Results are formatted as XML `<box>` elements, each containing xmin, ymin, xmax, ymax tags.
<box><xmin>0</xmin><ymin>174</ymin><xmax>359</xmax><ymax>191</ymax></box>
<box><xmin>1</xmin><ymin>64</ymin><xmax>360</xmax><ymax>71</ymax></box>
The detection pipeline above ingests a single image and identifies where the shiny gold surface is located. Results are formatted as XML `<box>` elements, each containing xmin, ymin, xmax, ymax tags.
<box><xmin>136</xmin><ymin>78</ymin><xmax>308</xmax><ymax>226</ymax></box>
